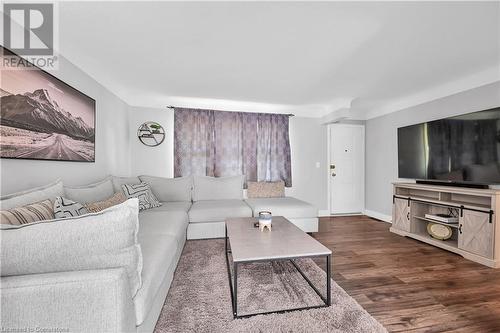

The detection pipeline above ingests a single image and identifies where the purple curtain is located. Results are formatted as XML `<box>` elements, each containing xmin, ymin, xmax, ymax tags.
<box><xmin>174</xmin><ymin>108</ymin><xmax>215</xmax><ymax>177</ymax></box>
<box><xmin>174</xmin><ymin>108</ymin><xmax>291</xmax><ymax>186</ymax></box>
<box><xmin>257</xmin><ymin>114</ymin><xmax>292</xmax><ymax>186</ymax></box>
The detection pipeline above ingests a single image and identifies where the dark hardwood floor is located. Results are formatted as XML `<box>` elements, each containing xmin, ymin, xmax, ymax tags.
<box><xmin>313</xmin><ymin>215</ymin><xmax>500</xmax><ymax>333</ymax></box>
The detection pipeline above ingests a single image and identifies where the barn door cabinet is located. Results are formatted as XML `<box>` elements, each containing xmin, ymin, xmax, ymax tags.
<box><xmin>390</xmin><ymin>183</ymin><xmax>500</xmax><ymax>268</ymax></box>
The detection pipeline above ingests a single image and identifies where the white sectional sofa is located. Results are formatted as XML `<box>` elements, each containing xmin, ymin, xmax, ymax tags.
<box><xmin>0</xmin><ymin>174</ymin><xmax>318</xmax><ymax>332</ymax></box>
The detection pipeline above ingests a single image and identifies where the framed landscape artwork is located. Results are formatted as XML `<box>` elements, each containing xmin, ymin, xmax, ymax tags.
<box><xmin>0</xmin><ymin>46</ymin><xmax>95</xmax><ymax>162</ymax></box>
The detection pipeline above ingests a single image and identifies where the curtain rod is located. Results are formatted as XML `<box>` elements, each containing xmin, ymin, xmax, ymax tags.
<box><xmin>166</xmin><ymin>105</ymin><xmax>294</xmax><ymax>117</ymax></box>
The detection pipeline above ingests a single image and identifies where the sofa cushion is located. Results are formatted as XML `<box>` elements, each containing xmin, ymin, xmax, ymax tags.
<box><xmin>0</xmin><ymin>199</ymin><xmax>54</xmax><ymax>225</ymax></box>
<box><xmin>85</xmin><ymin>192</ymin><xmax>127</xmax><ymax>213</ymax></box>
<box><xmin>193</xmin><ymin>175</ymin><xmax>244</xmax><ymax>201</ymax></box>
<box><xmin>245</xmin><ymin>197</ymin><xmax>317</xmax><ymax>219</ymax></box>
<box><xmin>0</xmin><ymin>199</ymin><xmax>143</xmax><ymax>297</ymax></box>
<box><xmin>139</xmin><ymin>209</ymin><xmax>188</xmax><ymax>247</ymax></box>
<box><xmin>146</xmin><ymin>201</ymin><xmax>192</xmax><ymax>213</ymax></box>
<box><xmin>188</xmin><ymin>199</ymin><xmax>252</xmax><ymax>223</ymax></box>
<box><xmin>64</xmin><ymin>177</ymin><xmax>114</xmax><ymax>204</ymax></box>
<box><xmin>139</xmin><ymin>175</ymin><xmax>192</xmax><ymax>202</ymax></box>
<box><xmin>112</xmin><ymin>176</ymin><xmax>141</xmax><ymax>193</ymax></box>
<box><xmin>0</xmin><ymin>179</ymin><xmax>63</xmax><ymax>210</ymax></box>
<box><xmin>134</xmin><ymin>233</ymin><xmax>178</xmax><ymax>325</ymax></box>
<box><xmin>121</xmin><ymin>183</ymin><xmax>161</xmax><ymax>211</ymax></box>
<box><xmin>53</xmin><ymin>196</ymin><xmax>89</xmax><ymax>218</ymax></box>
<box><xmin>247</xmin><ymin>181</ymin><xmax>285</xmax><ymax>198</ymax></box>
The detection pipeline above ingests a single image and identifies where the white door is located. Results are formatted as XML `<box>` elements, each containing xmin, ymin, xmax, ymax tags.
<box><xmin>329</xmin><ymin>124</ymin><xmax>364</xmax><ymax>214</ymax></box>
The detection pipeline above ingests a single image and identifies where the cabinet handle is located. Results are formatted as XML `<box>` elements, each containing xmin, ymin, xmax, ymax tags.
<box><xmin>459</xmin><ymin>224</ymin><xmax>463</xmax><ymax>234</ymax></box>
<box><xmin>407</xmin><ymin>212</ymin><xmax>410</xmax><ymax>220</ymax></box>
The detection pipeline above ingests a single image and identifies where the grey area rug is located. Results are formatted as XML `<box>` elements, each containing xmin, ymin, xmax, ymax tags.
<box><xmin>154</xmin><ymin>239</ymin><xmax>386</xmax><ymax>333</ymax></box>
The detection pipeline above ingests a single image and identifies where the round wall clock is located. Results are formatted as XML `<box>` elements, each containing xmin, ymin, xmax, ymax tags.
<box><xmin>137</xmin><ymin>121</ymin><xmax>165</xmax><ymax>147</ymax></box>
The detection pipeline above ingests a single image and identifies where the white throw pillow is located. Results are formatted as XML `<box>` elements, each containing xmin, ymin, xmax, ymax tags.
<box><xmin>53</xmin><ymin>196</ymin><xmax>89</xmax><ymax>219</ymax></box>
<box><xmin>112</xmin><ymin>176</ymin><xmax>141</xmax><ymax>193</ymax></box>
<box><xmin>121</xmin><ymin>182</ymin><xmax>162</xmax><ymax>211</ymax></box>
<box><xmin>139</xmin><ymin>175</ymin><xmax>192</xmax><ymax>202</ymax></box>
<box><xmin>0</xmin><ymin>179</ymin><xmax>63</xmax><ymax>210</ymax></box>
<box><xmin>0</xmin><ymin>199</ymin><xmax>143</xmax><ymax>296</ymax></box>
<box><xmin>193</xmin><ymin>175</ymin><xmax>244</xmax><ymax>201</ymax></box>
<box><xmin>64</xmin><ymin>177</ymin><xmax>115</xmax><ymax>204</ymax></box>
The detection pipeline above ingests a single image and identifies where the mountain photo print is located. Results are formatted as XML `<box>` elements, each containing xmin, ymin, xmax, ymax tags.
<box><xmin>0</xmin><ymin>47</ymin><xmax>95</xmax><ymax>162</ymax></box>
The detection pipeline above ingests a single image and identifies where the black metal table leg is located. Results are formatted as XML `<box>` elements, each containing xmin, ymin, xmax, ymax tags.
<box><xmin>326</xmin><ymin>254</ymin><xmax>331</xmax><ymax>306</ymax></box>
<box><xmin>225</xmin><ymin>224</ymin><xmax>237</xmax><ymax>317</ymax></box>
<box><xmin>233</xmin><ymin>262</ymin><xmax>238</xmax><ymax>317</ymax></box>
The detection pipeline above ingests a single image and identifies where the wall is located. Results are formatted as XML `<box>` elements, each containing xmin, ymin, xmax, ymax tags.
<box><xmin>365</xmin><ymin>82</ymin><xmax>500</xmax><ymax>220</ymax></box>
<box><xmin>287</xmin><ymin>117</ymin><xmax>328</xmax><ymax>212</ymax></box>
<box><xmin>128</xmin><ymin>106</ymin><xmax>174</xmax><ymax>178</ymax></box>
<box><xmin>0</xmin><ymin>56</ymin><xmax>131</xmax><ymax>194</ymax></box>
<box><xmin>127</xmin><ymin>109</ymin><xmax>329</xmax><ymax>212</ymax></box>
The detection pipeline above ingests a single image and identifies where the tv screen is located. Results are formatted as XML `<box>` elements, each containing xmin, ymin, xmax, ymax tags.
<box><xmin>398</xmin><ymin>107</ymin><xmax>500</xmax><ymax>184</ymax></box>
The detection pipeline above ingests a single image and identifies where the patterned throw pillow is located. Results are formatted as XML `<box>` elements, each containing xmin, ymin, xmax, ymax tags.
<box><xmin>121</xmin><ymin>182</ymin><xmax>161</xmax><ymax>211</ymax></box>
<box><xmin>0</xmin><ymin>199</ymin><xmax>54</xmax><ymax>225</ymax></box>
<box><xmin>54</xmin><ymin>196</ymin><xmax>89</xmax><ymax>219</ymax></box>
<box><xmin>85</xmin><ymin>192</ymin><xmax>127</xmax><ymax>213</ymax></box>
<box><xmin>247</xmin><ymin>181</ymin><xmax>285</xmax><ymax>198</ymax></box>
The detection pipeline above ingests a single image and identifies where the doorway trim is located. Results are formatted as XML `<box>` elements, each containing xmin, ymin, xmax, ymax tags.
<box><xmin>327</xmin><ymin>123</ymin><xmax>365</xmax><ymax>216</ymax></box>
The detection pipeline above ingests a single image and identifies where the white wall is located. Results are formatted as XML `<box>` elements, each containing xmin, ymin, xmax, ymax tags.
<box><xmin>365</xmin><ymin>82</ymin><xmax>500</xmax><ymax>219</ymax></box>
<box><xmin>287</xmin><ymin>117</ymin><xmax>328</xmax><ymax>212</ymax></box>
<box><xmin>127</xmin><ymin>109</ymin><xmax>329</xmax><ymax>212</ymax></box>
<box><xmin>128</xmin><ymin>106</ymin><xmax>174</xmax><ymax>178</ymax></box>
<box><xmin>0</xmin><ymin>56</ymin><xmax>131</xmax><ymax>194</ymax></box>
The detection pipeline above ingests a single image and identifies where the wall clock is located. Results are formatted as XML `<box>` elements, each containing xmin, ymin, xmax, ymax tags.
<box><xmin>137</xmin><ymin>121</ymin><xmax>165</xmax><ymax>147</ymax></box>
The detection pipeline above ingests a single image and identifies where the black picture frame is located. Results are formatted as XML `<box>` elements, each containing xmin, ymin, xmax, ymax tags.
<box><xmin>0</xmin><ymin>45</ymin><xmax>96</xmax><ymax>162</ymax></box>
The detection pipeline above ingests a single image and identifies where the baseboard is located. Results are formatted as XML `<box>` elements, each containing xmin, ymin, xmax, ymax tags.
<box><xmin>364</xmin><ymin>209</ymin><xmax>392</xmax><ymax>223</ymax></box>
<box><xmin>318</xmin><ymin>209</ymin><xmax>330</xmax><ymax>217</ymax></box>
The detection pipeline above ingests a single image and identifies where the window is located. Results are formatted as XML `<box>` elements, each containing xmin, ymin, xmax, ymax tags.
<box><xmin>174</xmin><ymin>108</ymin><xmax>292</xmax><ymax>186</ymax></box>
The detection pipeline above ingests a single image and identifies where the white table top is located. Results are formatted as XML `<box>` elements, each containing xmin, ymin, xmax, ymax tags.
<box><xmin>226</xmin><ymin>216</ymin><xmax>332</xmax><ymax>262</ymax></box>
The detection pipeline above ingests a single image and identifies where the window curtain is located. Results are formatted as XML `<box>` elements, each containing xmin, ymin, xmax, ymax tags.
<box><xmin>174</xmin><ymin>108</ymin><xmax>292</xmax><ymax>186</ymax></box>
<box><xmin>174</xmin><ymin>108</ymin><xmax>215</xmax><ymax>177</ymax></box>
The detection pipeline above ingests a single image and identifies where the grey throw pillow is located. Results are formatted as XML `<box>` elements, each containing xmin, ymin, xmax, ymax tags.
<box><xmin>54</xmin><ymin>196</ymin><xmax>89</xmax><ymax>219</ymax></box>
<box><xmin>0</xmin><ymin>179</ymin><xmax>64</xmax><ymax>210</ymax></box>
<box><xmin>121</xmin><ymin>182</ymin><xmax>161</xmax><ymax>211</ymax></box>
<box><xmin>64</xmin><ymin>177</ymin><xmax>115</xmax><ymax>204</ymax></box>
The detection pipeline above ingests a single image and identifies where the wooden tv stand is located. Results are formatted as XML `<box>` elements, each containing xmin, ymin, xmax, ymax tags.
<box><xmin>391</xmin><ymin>183</ymin><xmax>500</xmax><ymax>268</ymax></box>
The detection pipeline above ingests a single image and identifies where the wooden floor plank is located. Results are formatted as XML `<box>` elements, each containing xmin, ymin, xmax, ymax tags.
<box><xmin>313</xmin><ymin>216</ymin><xmax>500</xmax><ymax>332</ymax></box>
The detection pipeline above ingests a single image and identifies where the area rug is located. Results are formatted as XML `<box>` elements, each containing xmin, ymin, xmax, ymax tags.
<box><xmin>154</xmin><ymin>239</ymin><xmax>386</xmax><ymax>333</ymax></box>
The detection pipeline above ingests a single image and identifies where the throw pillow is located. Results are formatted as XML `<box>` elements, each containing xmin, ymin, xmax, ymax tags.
<box><xmin>247</xmin><ymin>181</ymin><xmax>285</xmax><ymax>198</ymax></box>
<box><xmin>0</xmin><ymin>179</ymin><xmax>63</xmax><ymax>210</ymax></box>
<box><xmin>121</xmin><ymin>182</ymin><xmax>161</xmax><ymax>211</ymax></box>
<box><xmin>111</xmin><ymin>176</ymin><xmax>141</xmax><ymax>193</ymax></box>
<box><xmin>54</xmin><ymin>196</ymin><xmax>89</xmax><ymax>219</ymax></box>
<box><xmin>63</xmin><ymin>177</ymin><xmax>115</xmax><ymax>204</ymax></box>
<box><xmin>0</xmin><ymin>199</ymin><xmax>143</xmax><ymax>297</ymax></box>
<box><xmin>0</xmin><ymin>199</ymin><xmax>54</xmax><ymax>225</ymax></box>
<box><xmin>85</xmin><ymin>192</ymin><xmax>127</xmax><ymax>213</ymax></box>
<box><xmin>138</xmin><ymin>175</ymin><xmax>192</xmax><ymax>202</ymax></box>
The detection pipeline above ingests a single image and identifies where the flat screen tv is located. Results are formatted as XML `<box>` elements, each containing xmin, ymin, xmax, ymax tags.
<box><xmin>398</xmin><ymin>107</ymin><xmax>500</xmax><ymax>186</ymax></box>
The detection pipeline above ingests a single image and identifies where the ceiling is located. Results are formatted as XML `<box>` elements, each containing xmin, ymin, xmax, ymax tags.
<box><xmin>57</xmin><ymin>1</ymin><xmax>499</xmax><ymax>118</ymax></box>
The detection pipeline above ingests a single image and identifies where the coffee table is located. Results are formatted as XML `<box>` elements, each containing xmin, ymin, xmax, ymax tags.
<box><xmin>225</xmin><ymin>216</ymin><xmax>332</xmax><ymax>318</ymax></box>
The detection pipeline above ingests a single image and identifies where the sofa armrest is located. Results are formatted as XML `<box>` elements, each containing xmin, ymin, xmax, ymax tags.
<box><xmin>1</xmin><ymin>268</ymin><xmax>137</xmax><ymax>333</ymax></box>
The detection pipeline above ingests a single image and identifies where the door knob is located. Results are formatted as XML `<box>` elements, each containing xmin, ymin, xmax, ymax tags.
<box><xmin>331</xmin><ymin>172</ymin><xmax>336</xmax><ymax>177</ymax></box>
<box><xmin>330</xmin><ymin>164</ymin><xmax>336</xmax><ymax>170</ymax></box>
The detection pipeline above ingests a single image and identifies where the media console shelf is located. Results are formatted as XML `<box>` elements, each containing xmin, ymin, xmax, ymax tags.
<box><xmin>391</xmin><ymin>183</ymin><xmax>500</xmax><ymax>268</ymax></box>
